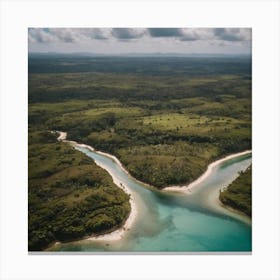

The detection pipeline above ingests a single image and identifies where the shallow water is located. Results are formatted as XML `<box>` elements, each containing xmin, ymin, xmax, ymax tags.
<box><xmin>51</xmin><ymin>148</ymin><xmax>252</xmax><ymax>252</ymax></box>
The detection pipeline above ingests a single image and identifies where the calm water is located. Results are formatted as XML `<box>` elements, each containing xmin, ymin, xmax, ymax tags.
<box><xmin>51</xmin><ymin>148</ymin><xmax>252</xmax><ymax>252</ymax></box>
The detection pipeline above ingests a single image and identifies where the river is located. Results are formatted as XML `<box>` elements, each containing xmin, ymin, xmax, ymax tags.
<box><xmin>50</xmin><ymin>144</ymin><xmax>252</xmax><ymax>253</ymax></box>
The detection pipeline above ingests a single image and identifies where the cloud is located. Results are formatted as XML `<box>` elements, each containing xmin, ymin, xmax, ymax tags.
<box><xmin>28</xmin><ymin>28</ymin><xmax>110</xmax><ymax>43</ymax></box>
<box><xmin>147</xmin><ymin>28</ymin><xmax>251</xmax><ymax>42</ymax></box>
<box><xmin>148</xmin><ymin>28</ymin><xmax>183</xmax><ymax>37</ymax></box>
<box><xmin>111</xmin><ymin>28</ymin><xmax>146</xmax><ymax>39</ymax></box>
<box><xmin>180</xmin><ymin>29</ymin><xmax>213</xmax><ymax>41</ymax></box>
<box><xmin>28</xmin><ymin>28</ymin><xmax>251</xmax><ymax>44</ymax></box>
<box><xmin>28</xmin><ymin>28</ymin><xmax>56</xmax><ymax>43</ymax></box>
<box><xmin>47</xmin><ymin>28</ymin><xmax>77</xmax><ymax>43</ymax></box>
<box><xmin>76</xmin><ymin>28</ymin><xmax>109</xmax><ymax>40</ymax></box>
<box><xmin>213</xmin><ymin>28</ymin><xmax>251</xmax><ymax>41</ymax></box>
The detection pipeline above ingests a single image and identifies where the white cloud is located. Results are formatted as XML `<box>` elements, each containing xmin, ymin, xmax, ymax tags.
<box><xmin>28</xmin><ymin>28</ymin><xmax>251</xmax><ymax>54</ymax></box>
<box><xmin>28</xmin><ymin>28</ymin><xmax>251</xmax><ymax>43</ymax></box>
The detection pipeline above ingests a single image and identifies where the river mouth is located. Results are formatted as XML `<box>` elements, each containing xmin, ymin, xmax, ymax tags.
<box><xmin>49</xmin><ymin>146</ymin><xmax>252</xmax><ymax>253</ymax></box>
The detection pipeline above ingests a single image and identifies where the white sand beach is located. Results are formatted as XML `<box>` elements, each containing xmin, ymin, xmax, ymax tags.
<box><xmin>162</xmin><ymin>150</ymin><xmax>252</xmax><ymax>194</ymax></box>
<box><xmin>55</xmin><ymin>131</ymin><xmax>138</xmax><ymax>242</ymax></box>
<box><xmin>55</xmin><ymin>130</ymin><xmax>251</xmax><ymax>241</ymax></box>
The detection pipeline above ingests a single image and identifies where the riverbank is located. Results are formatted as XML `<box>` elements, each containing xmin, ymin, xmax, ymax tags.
<box><xmin>55</xmin><ymin>131</ymin><xmax>252</xmax><ymax>242</ymax></box>
<box><xmin>55</xmin><ymin>131</ymin><xmax>138</xmax><ymax>243</ymax></box>
<box><xmin>162</xmin><ymin>150</ymin><xmax>252</xmax><ymax>194</ymax></box>
<box><xmin>56</xmin><ymin>131</ymin><xmax>252</xmax><ymax>195</ymax></box>
<box><xmin>50</xmin><ymin>131</ymin><xmax>252</xmax><ymax>251</ymax></box>
<box><xmin>219</xmin><ymin>165</ymin><xmax>252</xmax><ymax>217</ymax></box>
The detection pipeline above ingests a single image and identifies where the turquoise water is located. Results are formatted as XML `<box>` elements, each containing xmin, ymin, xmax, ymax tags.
<box><xmin>51</xmin><ymin>148</ymin><xmax>252</xmax><ymax>252</ymax></box>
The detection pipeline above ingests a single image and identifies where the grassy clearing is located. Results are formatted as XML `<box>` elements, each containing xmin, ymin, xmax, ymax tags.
<box><xmin>142</xmin><ymin>112</ymin><xmax>250</xmax><ymax>139</ymax></box>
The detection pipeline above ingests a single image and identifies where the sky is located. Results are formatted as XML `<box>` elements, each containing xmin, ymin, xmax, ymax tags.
<box><xmin>28</xmin><ymin>28</ymin><xmax>251</xmax><ymax>55</ymax></box>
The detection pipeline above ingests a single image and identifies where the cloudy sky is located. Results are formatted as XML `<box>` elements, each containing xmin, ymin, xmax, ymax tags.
<box><xmin>28</xmin><ymin>28</ymin><xmax>251</xmax><ymax>55</ymax></box>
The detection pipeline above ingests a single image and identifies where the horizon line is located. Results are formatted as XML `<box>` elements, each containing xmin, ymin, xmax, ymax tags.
<box><xmin>29</xmin><ymin>51</ymin><xmax>251</xmax><ymax>56</ymax></box>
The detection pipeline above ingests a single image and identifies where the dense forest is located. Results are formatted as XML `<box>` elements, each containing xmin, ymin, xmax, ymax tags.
<box><xmin>29</xmin><ymin>56</ymin><xmax>251</xmax><ymax>188</ymax></box>
<box><xmin>28</xmin><ymin>130</ymin><xmax>130</xmax><ymax>251</ymax></box>
<box><xmin>219</xmin><ymin>165</ymin><xmax>252</xmax><ymax>216</ymax></box>
<box><xmin>29</xmin><ymin>55</ymin><xmax>252</xmax><ymax>249</ymax></box>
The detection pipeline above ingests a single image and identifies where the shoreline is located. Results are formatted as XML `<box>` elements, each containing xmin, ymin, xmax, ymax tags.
<box><xmin>53</xmin><ymin>130</ymin><xmax>252</xmax><ymax>245</ymax></box>
<box><xmin>56</xmin><ymin>130</ymin><xmax>251</xmax><ymax>195</ymax></box>
<box><xmin>162</xmin><ymin>150</ymin><xmax>252</xmax><ymax>194</ymax></box>
<box><xmin>209</xmin><ymin>190</ymin><xmax>252</xmax><ymax>225</ymax></box>
<box><xmin>53</xmin><ymin>131</ymin><xmax>138</xmax><ymax>244</ymax></box>
<box><xmin>218</xmin><ymin>197</ymin><xmax>251</xmax><ymax>221</ymax></box>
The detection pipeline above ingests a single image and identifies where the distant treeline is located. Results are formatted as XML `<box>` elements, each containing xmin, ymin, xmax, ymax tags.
<box><xmin>29</xmin><ymin>56</ymin><xmax>251</xmax><ymax>76</ymax></box>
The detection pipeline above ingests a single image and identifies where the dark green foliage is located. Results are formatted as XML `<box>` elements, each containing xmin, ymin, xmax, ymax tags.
<box><xmin>219</xmin><ymin>165</ymin><xmax>252</xmax><ymax>216</ymax></box>
<box><xmin>29</xmin><ymin>55</ymin><xmax>251</xmax><ymax>76</ymax></box>
<box><xmin>28</xmin><ymin>57</ymin><xmax>251</xmax><ymax>188</ymax></box>
<box><xmin>28</xmin><ymin>56</ymin><xmax>252</xmax><ymax>248</ymax></box>
<box><xmin>28</xmin><ymin>131</ymin><xmax>130</xmax><ymax>251</ymax></box>
<box><xmin>115</xmin><ymin>142</ymin><xmax>219</xmax><ymax>188</ymax></box>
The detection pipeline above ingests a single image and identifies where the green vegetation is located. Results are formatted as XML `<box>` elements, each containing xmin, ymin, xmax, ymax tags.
<box><xmin>28</xmin><ymin>56</ymin><xmax>251</xmax><ymax>249</ymax></box>
<box><xmin>29</xmin><ymin>57</ymin><xmax>251</xmax><ymax>188</ymax></box>
<box><xmin>219</xmin><ymin>165</ymin><xmax>252</xmax><ymax>216</ymax></box>
<box><xmin>28</xmin><ymin>130</ymin><xmax>130</xmax><ymax>251</ymax></box>
<box><xmin>116</xmin><ymin>142</ymin><xmax>219</xmax><ymax>187</ymax></box>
